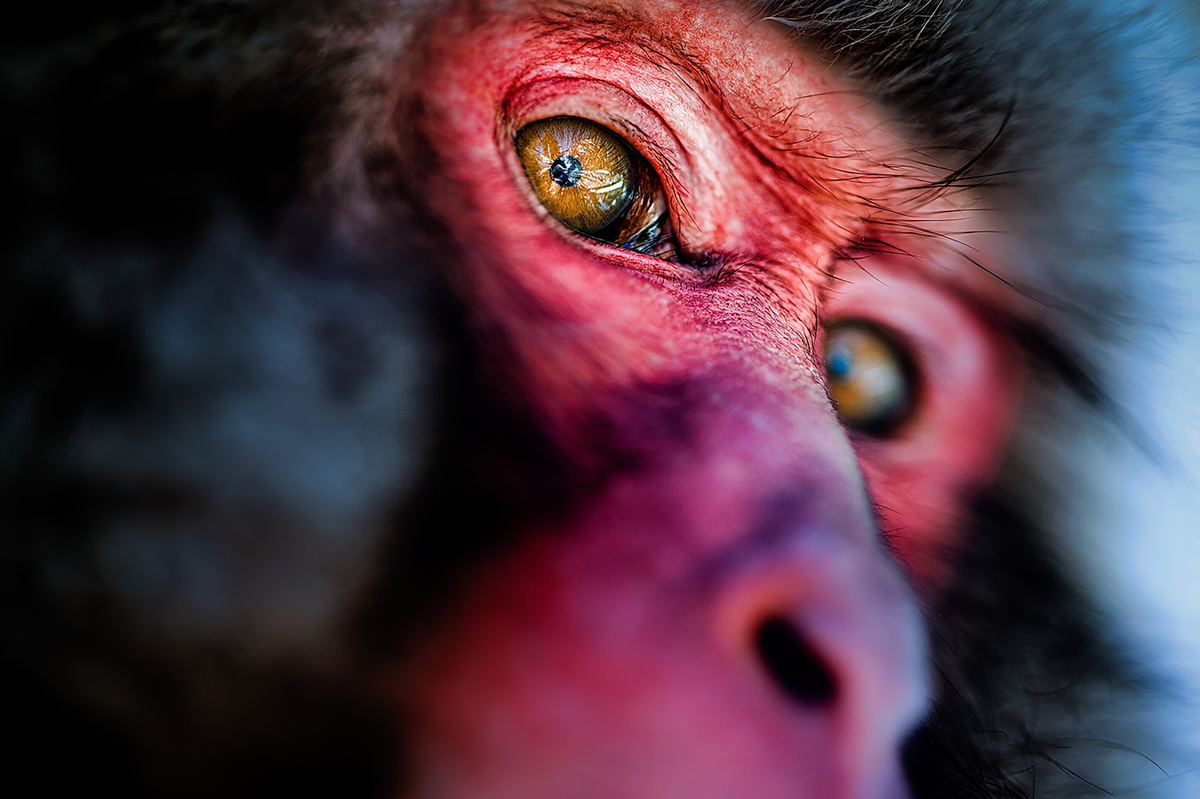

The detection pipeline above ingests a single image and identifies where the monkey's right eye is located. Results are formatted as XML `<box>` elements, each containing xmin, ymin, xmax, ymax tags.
<box><xmin>822</xmin><ymin>322</ymin><xmax>914</xmax><ymax>436</ymax></box>
<box><xmin>515</xmin><ymin>116</ymin><xmax>678</xmax><ymax>261</ymax></box>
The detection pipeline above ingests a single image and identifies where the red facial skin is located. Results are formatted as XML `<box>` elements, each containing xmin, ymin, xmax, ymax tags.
<box><xmin>387</xmin><ymin>1</ymin><xmax>1025</xmax><ymax>796</ymax></box>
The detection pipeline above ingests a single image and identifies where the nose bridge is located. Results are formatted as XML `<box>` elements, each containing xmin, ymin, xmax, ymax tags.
<box><xmin>582</xmin><ymin>368</ymin><xmax>930</xmax><ymax>795</ymax></box>
<box><xmin>588</xmin><ymin>364</ymin><xmax>871</xmax><ymax>544</ymax></box>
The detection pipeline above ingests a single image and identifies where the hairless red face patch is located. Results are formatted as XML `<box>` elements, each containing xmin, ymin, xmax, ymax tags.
<box><xmin>389</xmin><ymin>2</ymin><xmax>1032</xmax><ymax>796</ymax></box>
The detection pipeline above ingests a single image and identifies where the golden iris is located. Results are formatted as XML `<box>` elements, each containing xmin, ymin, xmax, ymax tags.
<box><xmin>515</xmin><ymin>117</ymin><xmax>676</xmax><ymax>259</ymax></box>
<box><xmin>823</xmin><ymin>323</ymin><xmax>913</xmax><ymax>435</ymax></box>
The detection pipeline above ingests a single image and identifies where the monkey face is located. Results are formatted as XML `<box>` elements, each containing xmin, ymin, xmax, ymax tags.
<box><xmin>381</xmin><ymin>2</ymin><xmax>1025</xmax><ymax>795</ymax></box>
<box><xmin>6</xmin><ymin>1</ymin><xmax>1197</xmax><ymax>798</ymax></box>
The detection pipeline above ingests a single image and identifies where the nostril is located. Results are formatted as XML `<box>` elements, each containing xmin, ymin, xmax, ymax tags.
<box><xmin>754</xmin><ymin>616</ymin><xmax>837</xmax><ymax>706</ymax></box>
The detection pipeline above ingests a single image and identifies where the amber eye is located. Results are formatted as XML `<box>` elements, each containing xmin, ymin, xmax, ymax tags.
<box><xmin>515</xmin><ymin>116</ymin><xmax>677</xmax><ymax>260</ymax></box>
<box><xmin>822</xmin><ymin>323</ymin><xmax>913</xmax><ymax>435</ymax></box>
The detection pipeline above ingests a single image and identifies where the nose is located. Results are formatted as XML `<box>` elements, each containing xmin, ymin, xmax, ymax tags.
<box><xmin>707</xmin><ymin>490</ymin><xmax>929</xmax><ymax>799</ymax></box>
<box><xmin>404</xmin><ymin>374</ymin><xmax>929</xmax><ymax>799</ymax></box>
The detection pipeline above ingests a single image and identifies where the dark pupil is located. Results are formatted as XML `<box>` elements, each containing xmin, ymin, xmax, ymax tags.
<box><xmin>550</xmin><ymin>155</ymin><xmax>584</xmax><ymax>187</ymax></box>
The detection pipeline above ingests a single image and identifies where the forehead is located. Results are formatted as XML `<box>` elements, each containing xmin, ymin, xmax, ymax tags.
<box><xmin>514</xmin><ymin>1</ymin><xmax>830</xmax><ymax>97</ymax></box>
<box><xmin>463</xmin><ymin>0</ymin><xmax>871</xmax><ymax>137</ymax></box>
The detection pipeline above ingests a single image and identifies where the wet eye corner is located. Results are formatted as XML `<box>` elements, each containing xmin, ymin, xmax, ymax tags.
<box><xmin>514</xmin><ymin>116</ymin><xmax>681</xmax><ymax>262</ymax></box>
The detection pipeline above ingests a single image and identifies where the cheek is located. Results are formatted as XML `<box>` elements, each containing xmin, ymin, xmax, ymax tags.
<box><xmin>823</xmin><ymin>263</ymin><xmax>1026</xmax><ymax>589</ymax></box>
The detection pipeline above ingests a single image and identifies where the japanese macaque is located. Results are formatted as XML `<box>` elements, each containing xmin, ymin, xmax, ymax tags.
<box><xmin>3</xmin><ymin>1</ymin><xmax>1199</xmax><ymax>797</ymax></box>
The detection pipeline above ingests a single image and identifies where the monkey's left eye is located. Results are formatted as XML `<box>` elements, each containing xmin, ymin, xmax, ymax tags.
<box><xmin>822</xmin><ymin>322</ymin><xmax>914</xmax><ymax>436</ymax></box>
<box><xmin>515</xmin><ymin>116</ymin><xmax>678</xmax><ymax>261</ymax></box>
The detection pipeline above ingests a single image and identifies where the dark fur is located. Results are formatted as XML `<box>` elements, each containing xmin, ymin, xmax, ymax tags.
<box><xmin>2</xmin><ymin>1</ymin><xmax>1198</xmax><ymax>797</ymax></box>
